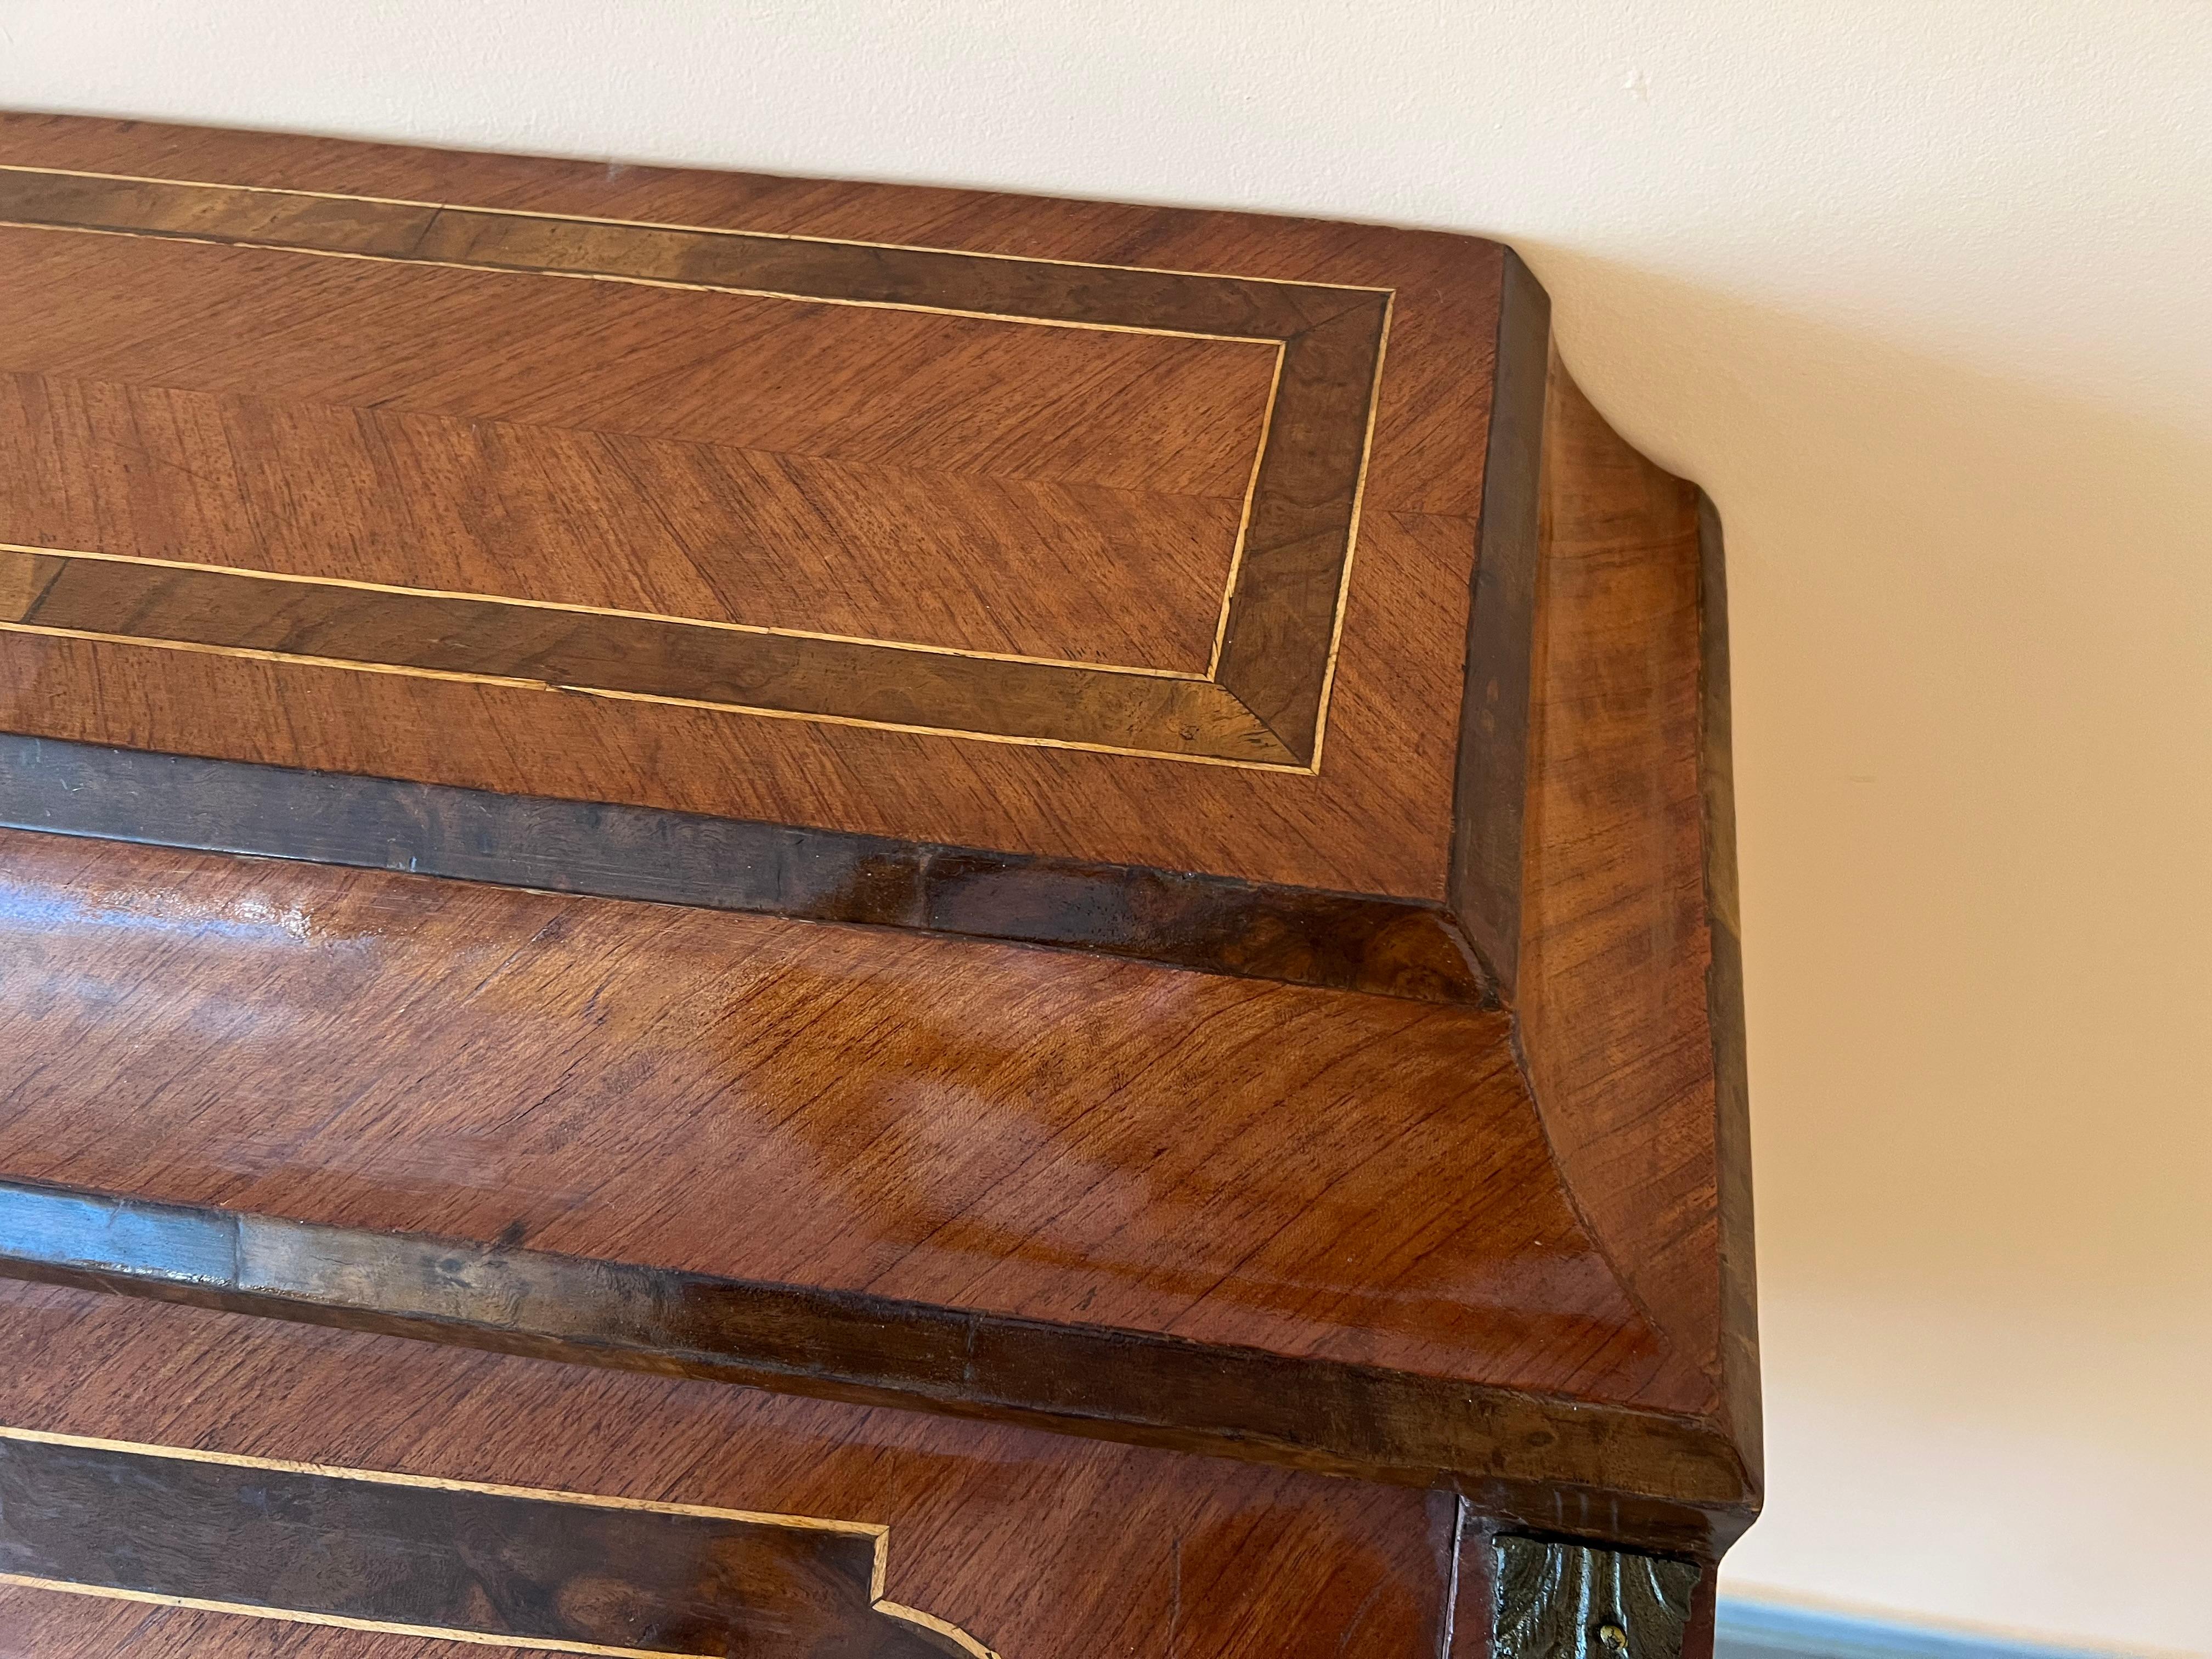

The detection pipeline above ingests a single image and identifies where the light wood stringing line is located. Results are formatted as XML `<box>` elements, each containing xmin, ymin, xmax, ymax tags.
<box><xmin>0</xmin><ymin>1424</ymin><xmax>1000</xmax><ymax>1659</ymax></box>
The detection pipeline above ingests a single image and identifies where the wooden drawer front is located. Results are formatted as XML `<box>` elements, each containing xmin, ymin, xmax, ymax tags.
<box><xmin>0</xmin><ymin>1279</ymin><xmax>1454</xmax><ymax>1659</ymax></box>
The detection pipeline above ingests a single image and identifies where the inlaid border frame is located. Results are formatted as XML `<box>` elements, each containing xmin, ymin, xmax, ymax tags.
<box><xmin>0</xmin><ymin>163</ymin><xmax>1397</xmax><ymax>771</ymax></box>
<box><xmin>0</xmin><ymin>1423</ymin><xmax>997</xmax><ymax>1659</ymax></box>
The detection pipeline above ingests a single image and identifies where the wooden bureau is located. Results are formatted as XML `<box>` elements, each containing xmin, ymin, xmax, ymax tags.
<box><xmin>0</xmin><ymin>112</ymin><xmax>1757</xmax><ymax>1659</ymax></box>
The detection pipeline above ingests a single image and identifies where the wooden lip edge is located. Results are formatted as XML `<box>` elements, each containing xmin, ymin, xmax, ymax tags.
<box><xmin>1697</xmin><ymin>490</ymin><xmax>1763</xmax><ymax>1500</ymax></box>
<box><xmin>0</xmin><ymin>733</ymin><xmax>1493</xmax><ymax>1007</ymax></box>
<box><xmin>0</xmin><ymin>1178</ymin><xmax>1757</xmax><ymax>1555</ymax></box>
<box><xmin>0</xmin><ymin>153</ymin><xmax>1396</xmax><ymax>296</ymax></box>
<box><xmin>1447</xmin><ymin>246</ymin><xmax>1549</xmax><ymax>998</ymax></box>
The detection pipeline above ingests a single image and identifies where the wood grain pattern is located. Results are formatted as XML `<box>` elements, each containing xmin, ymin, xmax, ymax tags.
<box><xmin>0</xmin><ymin>164</ymin><xmax>1383</xmax><ymax>332</ymax></box>
<box><xmin>0</xmin><ymin>1177</ymin><xmax>1747</xmax><ymax>1552</ymax></box>
<box><xmin>0</xmin><ymin>114</ymin><xmax>1765</xmax><ymax>1591</ymax></box>
<box><xmin>0</xmin><ymin>1278</ymin><xmax>1457</xmax><ymax>1659</ymax></box>
<box><xmin>0</xmin><ymin>114</ymin><xmax>1494</xmax><ymax>897</ymax></box>
<box><xmin>0</xmin><ymin>734</ymin><xmax>1488</xmax><ymax>1003</ymax></box>
<box><xmin>1697</xmin><ymin>491</ymin><xmax>1763</xmax><ymax>1494</ymax></box>
<box><xmin>0</xmin><ymin>223</ymin><xmax>1276</xmax><ymax>673</ymax></box>
<box><xmin>0</xmin><ymin>1426</ymin><xmax>987</xmax><ymax>1659</ymax></box>
<box><xmin>0</xmin><ymin>162</ymin><xmax>1388</xmax><ymax>766</ymax></box>
<box><xmin>0</xmin><ymin>545</ymin><xmax>1299</xmax><ymax>766</ymax></box>
<box><xmin>1449</xmin><ymin>249</ymin><xmax>1549</xmax><ymax>991</ymax></box>
<box><xmin>0</xmin><ymin>828</ymin><xmax>1700</xmax><ymax>1415</ymax></box>
<box><xmin>1511</xmin><ymin>349</ymin><xmax>1752</xmax><ymax>1479</ymax></box>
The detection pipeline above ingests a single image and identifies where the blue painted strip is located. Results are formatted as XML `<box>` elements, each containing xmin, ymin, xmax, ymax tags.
<box><xmin>0</xmin><ymin>1181</ymin><xmax>238</xmax><ymax>1286</ymax></box>
<box><xmin>1718</xmin><ymin>1602</ymin><xmax>2126</xmax><ymax>1659</ymax></box>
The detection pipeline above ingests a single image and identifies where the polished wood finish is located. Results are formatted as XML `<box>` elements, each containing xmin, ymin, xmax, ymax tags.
<box><xmin>0</xmin><ymin>114</ymin><xmax>1479</xmax><ymax>907</ymax></box>
<box><xmin>1451</xmin><ymin>249</ymin><xmax>1550</xmax><ymax>989</ymax></box>
<box><xmin>0</xmin><ymin>1279</ymin><xmax>1454</xmax><ymax>1659</ymax></box>
<box><xmin>0</xmin><ymin>156</ymin><xmax>1392</xmax><ymax>767</ymax></box>
<box><xmin>0</xmin><ymin>220</ymin><xmax>1277</xmax><ymax>674</ymax></box>
<box><xmin>1514</xmin><ymin>352</ymin><xmax>1758</xmax><ymax>1462</ymax></box>
<box><xmin>0</xmin><ymin>831</ymin><xmax>1700</xmax><ymax>1420</ymax></box>
<box><xmin>0</xmin><ymin>734</ymin><xmax>1488</xmax><ymax>1003</ymax></box>
<box><xmin>0</xmin><ymin>1177</ymin><xmax>1743</xmax><ymax>1551</ymax></box>
<box><xmin>0</xmin><ymin>544</ymin><xmax>1302</xmax><ymax>766</ymax></box>
<box><xmin>1698</xmin><ymin>492</ymin><xmax>1764</xmax><ymax>1496</ymax></box>
<box><xmin>0</xmin><ymin>1425</ymin><xmax>985</xmax><ymax>1658</ymax></box>
<box><xmin>0</xmin><ymin>112</ymin><xmax>1759</xmax><ymax>1655</ymax></box>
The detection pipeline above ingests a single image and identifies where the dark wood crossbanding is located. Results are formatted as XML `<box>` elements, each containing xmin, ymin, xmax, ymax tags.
<box><xmin>0</xmin><ymin>546</ymin><xmax>1297</xmax><ymax>765</ymax></box>
<box><xmin>0</xmin><ymin>1178</ymin><xmax>1751</xmax><ymax>1553</ymax></box>
<box><xmin>0</xmin><ymin>733</ymin><xmax>1488</xmax><ymax>1002</ymax></box>
<box><xmin>0</xmin><ymin>115</ymin><xmax>1492</xmax><ymax>906</ymax></box>
<box><xmin>0</xmin><ymin>165</ymin><xmax>1385</xmax><ymax>334</ymax></box>
<box><xmin>0</xmin><ymin>1426</ymin><xmax>987</xmax><ymax>1658</ymax></box>
<box><xmin>0</xmin><ymin>163</ymin><xmax>1390</xmax><ymax>767</ymax></box>
<box><xmin>0</xmin><ymin>1277</ymin><xmax>1463</xmax><ymax>1659</ymax></box>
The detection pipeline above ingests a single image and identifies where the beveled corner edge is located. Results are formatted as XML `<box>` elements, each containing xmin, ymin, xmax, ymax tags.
<box><xmin>1697</xmin><ymin>489</ymin><xmax>1762</xmax><ymax>1498</ymax></box>
<box><xmin>1437</xmin><ymin>252</ymin><xmax>1763</xmax><ymax>1529</ymax></box>
<box><xmin>1447</xmin><ymin>247</ymin><xmax>1549</xmax><ymax>993</ymax></box>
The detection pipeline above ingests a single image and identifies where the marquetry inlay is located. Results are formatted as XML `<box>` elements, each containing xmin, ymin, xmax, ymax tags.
<box><xmin>0</xmin><ymin>165</ymin><xmax>1393</xmax><ymax>769</ymax></box>
<box><xmin>0</xmin><ymin>1425</ymin><xmax>996</xmax><ymax>1659</ymax></box>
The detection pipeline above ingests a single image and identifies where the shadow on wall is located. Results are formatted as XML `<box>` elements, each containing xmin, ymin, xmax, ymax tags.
<box><xmin>1514</xmin><ymin>253</ymin><xmax>2211</xmax><ymax>1654</ymax></box>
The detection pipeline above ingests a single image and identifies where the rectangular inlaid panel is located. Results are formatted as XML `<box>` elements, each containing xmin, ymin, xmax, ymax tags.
<box><xmin>0</xmin><ymin>165</ymin><xmax>1390</xmax><ymax>768</ymax></box>
<box><xmin>0</xmin><ymin>115</ymin><xmax>1502</xmax><ymax>900</ymax></box>
<box><xmin>0</xmin><ymin>219</ymin><xmax>1279</xmax><ymax>678</ymax></box>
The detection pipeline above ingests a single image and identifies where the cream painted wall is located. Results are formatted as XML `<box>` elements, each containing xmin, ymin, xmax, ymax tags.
<box><xmin>3</xmin><ymin>4</ymin><xmax>2206</xmax><ymax>1652</ymax></box>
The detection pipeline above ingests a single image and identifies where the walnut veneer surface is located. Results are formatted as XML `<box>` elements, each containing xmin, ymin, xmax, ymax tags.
<box><xmin>0</xmin><ymin>1279</ymin><xmax>1452</xmax><ymax>1659</ymax></box>
<box><xmin>0</xmin><ymin>827</ymin><xmax>1696</xmax><ymax>1408</ymax></box>
<box><xmin>0</xmin><ymin>113</ymin><xmax>1488</xmax><ymax>882</ymax></box>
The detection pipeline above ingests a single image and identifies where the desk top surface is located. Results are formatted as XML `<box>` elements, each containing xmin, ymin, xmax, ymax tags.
<box><xmin>0</xmin><ymin>112</ymin><xmax>1503</xmax><ymax>907</ymax></box>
